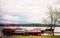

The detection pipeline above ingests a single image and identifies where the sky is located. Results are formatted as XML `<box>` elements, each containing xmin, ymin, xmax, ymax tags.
<box><xmin>0</xmin><ymin>0</ymin><xmax>60</xmax><ymax>24</ymax></box>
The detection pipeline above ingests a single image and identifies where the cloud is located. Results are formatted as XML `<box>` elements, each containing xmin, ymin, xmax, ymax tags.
<box><xmin>0</xmin><ymin>0</ymin><xmax>55</xmax><ymax>12</ymax></box>
<box><xmin>27</xmin><ymin>17</ymin><xmax>42</xmax><ymax>23</ymax></box>
<box><xmin>0</xmin><ymin>15</ymin><xmax>25</xmax><ymax>24</ymax></box>
<box><xmin>2</xmin><ymin>15</ymin><xmax>22</xmax><ymax>21</ymax></box>
<box><xmin>54</xmin><ymin>0</ymin><xmax>60</xmax><ymax>5</ymax></box>
<box><xmin>0</xmin><ymin>0</ymin><xmax>56</xmax><ymax>24</ymax></box>
<box><xmin>52</xmin><ymin>0</ymin><xmax>60</xmax><ymax>9</ymax></box>
<box><xmin>1</xmin><ymin>20</ymin><xmax>25</xmax><ymax>24</ymax></box>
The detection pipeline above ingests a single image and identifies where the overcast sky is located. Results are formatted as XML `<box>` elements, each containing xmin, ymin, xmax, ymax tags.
<box><xmin>0</xmin><ymin>0</ymin><xmax>60</xmax><ymax>24</ymax></box>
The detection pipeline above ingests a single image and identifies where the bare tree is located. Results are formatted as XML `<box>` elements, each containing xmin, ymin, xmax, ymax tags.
<box><xmin>43</xmin><ymin>7</ymin><xmax>60</xmax><ymax>35</ymax></box>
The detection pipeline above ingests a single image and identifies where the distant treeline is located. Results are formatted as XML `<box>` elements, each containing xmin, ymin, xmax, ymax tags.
<box><xmin>0</xmin><ymin>24</ymin><xmax>60</xmax><ymax>27</ymax></box>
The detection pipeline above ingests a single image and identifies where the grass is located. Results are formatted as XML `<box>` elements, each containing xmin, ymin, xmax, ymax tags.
<box><xmin>51</xmin><ymin>36</ymin><xmax>60</xmax><ymax>38</ymax></box>
<box><xmin>1</xmin><ymin>35</ymin><xmax>60</xmax><ymax>38</ymax></box>
<box><xmin>3</xmin><ymin>36</ymin><xmax>51</xmax><ymax>38</ymax></box>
